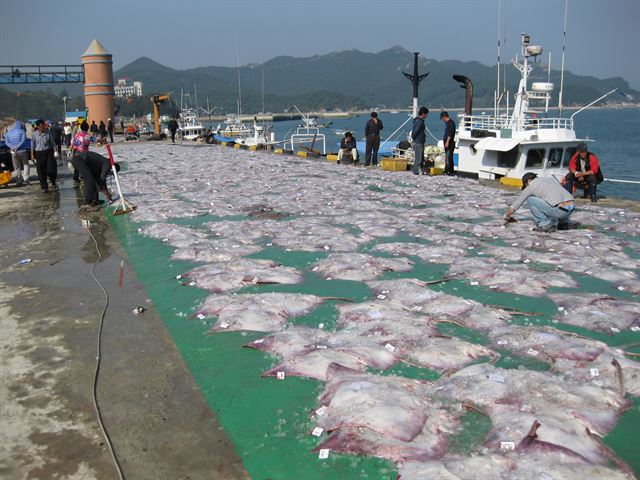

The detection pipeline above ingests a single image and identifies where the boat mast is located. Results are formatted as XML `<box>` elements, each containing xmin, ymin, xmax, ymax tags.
<box><xmin>496</xmin><ymin>0</ymin><xmax>501</xmax><ymax>117</ymax></box>
<box><xmin>235</xmin><ymin>42</ymin><xmax>242</xmax><ymax>117</ymax></box>
<box><xmin>402</xmin><ymin>52</ymin><xmax>429</xmax><ymax>118</ymax></box>
<box><xmin>558</xmin><ymin>0</ymin><xmax>568</xmax><ymax>115</ymax></box>
<box><xmin>261</xmin><ymin>67</ymin><xmax>265</xmax><ymax>114</ymax></box>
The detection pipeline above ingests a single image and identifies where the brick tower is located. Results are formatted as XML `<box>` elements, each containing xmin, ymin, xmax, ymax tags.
<box><xmin>81</xmin><ymin>39</ymin><xmax>115</xmax><ymax>126</ymax></box>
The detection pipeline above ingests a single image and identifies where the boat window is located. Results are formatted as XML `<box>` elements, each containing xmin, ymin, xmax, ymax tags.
<box><xmin>563</xmin><ymin>147</ymin><xmax>576</xmax><ymax>168</ymax></box>
<box><xmin>525</xmin><ymin>148</ymin><xmax>545</xmax><ymax>169</ymax></box>
<box><xmin>546</xmin><ymin>148</ymin><xmax>563</xmax><ymax>168</ymax></box>
<box><xmin>497</xmin><ymin>146</ymin><xmax>519</xmax><ymax>168</ymax></box>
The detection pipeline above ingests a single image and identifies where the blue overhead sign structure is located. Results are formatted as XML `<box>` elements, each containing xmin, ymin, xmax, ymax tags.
<box><xmin>0</xmin><ymin>65</ymin><xmax>84</xmax><ymax>84</ymax></box>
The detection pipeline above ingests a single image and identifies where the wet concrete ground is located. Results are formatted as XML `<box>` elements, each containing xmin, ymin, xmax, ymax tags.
<box><xmin>0</xmin><ymin>170</ymin><xmax>249</xmax><ymax>479</ymax></box>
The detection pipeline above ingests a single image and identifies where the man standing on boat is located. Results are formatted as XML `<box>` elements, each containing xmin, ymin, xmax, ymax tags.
<box><xmin>440</xmin><ymin>111</ymin><xmax>456</xmax><ymax>176</ymax></box>
<box><xmin>504</xmin><ymin>172</ymin><xmax>575</xmax><ymax>233</ymax></box>
<box><xmin>411</xmin><ymin>107</ymin><xmax>429</xmax><ymax>175</ymax></box>
<box><xmin>564</xmin><ymin>142</ymin><xmax>600</xmax><ymax>203</ymax></box>
<box><xmin>364</xmin><ymin>112</ymin><xmax>383</xmax><ymax>166</ymax></box>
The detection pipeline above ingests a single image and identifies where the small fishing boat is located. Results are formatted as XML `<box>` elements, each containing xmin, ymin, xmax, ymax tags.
<box><xmin>178</xmin><ymin>108</ymin><xmax>205</xmax><ymax>141</ymax></box>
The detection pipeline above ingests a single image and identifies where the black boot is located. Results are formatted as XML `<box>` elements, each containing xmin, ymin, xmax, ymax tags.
<box><xmin>590</xmin><ymin>184</ymin><xmax>598</xmax><ymax>202</ymax></box>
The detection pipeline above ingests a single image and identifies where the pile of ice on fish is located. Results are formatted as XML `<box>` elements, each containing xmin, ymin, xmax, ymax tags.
<box><xmin>119</xmin><ymin>143</ymin><xmax>640</xmax><ymax>479</ymax></box>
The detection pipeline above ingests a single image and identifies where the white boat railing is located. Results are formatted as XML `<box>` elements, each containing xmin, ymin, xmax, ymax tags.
<box><xmin>285</xmin><ymin>126</ymin><xmax>326</xmax><ymax>155</ymax></box>
<box><xmin>458</xmin><ymin>114</ymin><xmax>573</xmax><ymax>132</ymax></box>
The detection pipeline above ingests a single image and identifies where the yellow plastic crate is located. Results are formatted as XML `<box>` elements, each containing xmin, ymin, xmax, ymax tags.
<box><xmin>0</xmin><ymin>171</ymin><xmax>11</xmax><ymax>186</ymax></box>
<box><xmin>429</xmin><ymin>167</ymin><xmax>444</xmax><ymax>176</ymax></box>
<box><xmin>275</xmin><ymin>148</ymin><xmax>285</xmax><ymax>154</ymax></box>
<box><xmin>380</xmin><ymin>158</ymin><xmax>407</xmax><ymax>171</ymax></box>
<box><xmin>500</xmin><ymin>176</ymin><xmax>523</xmax><ymax>188</ymax></box>
<box><xmin>326</xmin><ymin>154</ymin><xmax>339</xmax><ymax>162</ymax></box>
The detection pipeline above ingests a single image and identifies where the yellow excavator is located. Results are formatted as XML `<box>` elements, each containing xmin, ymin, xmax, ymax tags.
<box><xmin>150</xmin><ymin>93</ymin><xmax>170</xmax><ymax>136</ymax></box>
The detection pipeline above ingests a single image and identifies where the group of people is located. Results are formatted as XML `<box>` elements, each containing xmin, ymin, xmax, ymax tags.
<box><xmin>337</xmin><ymin>110</ymin><xmax>457</xmax><ymax>174</ymax></box>
<box><xmin>3</xmin><ymin>118</ymin><xmax>116</xmax><ymax>211</ymax></box>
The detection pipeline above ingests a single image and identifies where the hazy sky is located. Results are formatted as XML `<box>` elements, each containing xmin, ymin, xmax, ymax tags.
<box><xmin>3</xmin><ymin>0</ymin><xmax>640</xmax><ymax>89</ymax></box>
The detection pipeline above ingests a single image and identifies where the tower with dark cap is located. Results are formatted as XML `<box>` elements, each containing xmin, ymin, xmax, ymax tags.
<box><xmin>82</xmin><ymin>39</ymin><xmax>115</xmax><ymax>127</ymax></box>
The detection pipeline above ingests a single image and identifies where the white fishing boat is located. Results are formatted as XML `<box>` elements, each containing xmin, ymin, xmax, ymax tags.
<box><xmin>178</xmin><ymin>108</ymin><xmax>205</xmax><ymax>141</ymax></box>
<box><xmin>454</xmin><ymin>33</ymin><xmax>596</xmax><ymax>183</ymax></box>
<box><xmin>215</xmin><ymin>116</ymin><xmax>276</xmax><ymax>148</ymax></box>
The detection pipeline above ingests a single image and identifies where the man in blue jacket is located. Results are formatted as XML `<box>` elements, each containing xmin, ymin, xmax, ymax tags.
<box><xmin>411</xmin><ymin>107</ymin><xmax>429</xmax><ymax>175</ymax></box>
<box><xmin>5</xmin><ymin>120</ymin><xmax>31</xmax><ymax>186</ymax></box>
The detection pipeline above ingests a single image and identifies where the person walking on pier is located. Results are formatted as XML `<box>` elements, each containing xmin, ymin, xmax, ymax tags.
<box><xmin>90</xmin><ymin>120</ymin><xmax>99</xmax><ymax>137</ymax></box>
<box><xmin>504</xmin><ymin>173</ymin><xmax>575</xmax><ymax>232</ymax></box>
<box><xmin>31</xmin><ymin>119</ymin><xmax>57</xmax><ymax>192</ymax></box>
<box><xmin>5</xmin><ymin>120</ymin><xmax>30</xmax><ymax>186</ymax></box>
<box><xmin>107</xmin><ymin>118</ymin><xmax>114</xmax><ymax>143</ymax></box>
<box><xmin>364</xmin><ymin>112</ymin><xmax>383</xmax><ymax>166</ymax></box>
<box><xmin>411</xmin><ymin>107</ymin><xmax>429</xmax><ymax>175</ymax></box>
<box><xmin>98</xmin><ymin>120</ymin><xmax>107</xmax><ymax>140</ymax></box>
<box><xmin>564</xmin><ymin>142</ymin><xmax>601</xmax><ymax>202</ymax></box>
<box><xmin>168</xmin><ymin>117</ymin><xmax>179</xmax><ymax>143</ymax></box>
<box><xmin>441</xmin><ymin>111</ymin><xmax>456</xmax><ymax>176</ymax></box>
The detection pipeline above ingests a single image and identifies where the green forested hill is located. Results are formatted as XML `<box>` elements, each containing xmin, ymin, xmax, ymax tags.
<box><xmin>1</xmin><ymin>46</ymin><xmax>637</xmax><ymax>120</ymax></box>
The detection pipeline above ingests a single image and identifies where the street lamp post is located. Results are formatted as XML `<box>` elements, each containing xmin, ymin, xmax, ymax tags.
<box><xmin>62</xmin><ymin>96</ymin><xmax>68</xmax><ymax>120</ymax></box>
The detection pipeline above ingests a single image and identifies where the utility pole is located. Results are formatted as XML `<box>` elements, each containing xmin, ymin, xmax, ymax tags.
<box><xmin>403</xmin><ymin>52</ymin><xmax>429</xmax><ymax>117</ymax></box>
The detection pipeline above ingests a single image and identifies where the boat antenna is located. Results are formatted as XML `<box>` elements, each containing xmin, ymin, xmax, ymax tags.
<box><xmin>236</xmin><ymin>43</ymin><xmax>242</xmax><ymax>117</ymax></box>
<box><xmin>496</xmin><ymin>0</ymin><xmax>501</xmax><ymax>116</ymax></box>
<box><xmin>261</xmin><ymin>66</ymin><xmax>265</xmax><ymax>114</ymax></box>
<box><xmin>194</xmin><ymin>80</ymin><xmax>198</xmax><ymax>118</ymax></box>
<box><xmin>558</xmin><ymin>0</ymin><xmax>568</xmax><ymax>115</ymax></box>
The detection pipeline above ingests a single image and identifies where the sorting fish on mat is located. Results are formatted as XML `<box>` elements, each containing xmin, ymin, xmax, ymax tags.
<box><xmin>549</xmin><ymin>293</ymin><xmax>640</xmax><ymax>333</ymax></box>
<box><xmin>312</xmin><ymin>253</ymin><xmax>414</xmax><ymax>281</ymax></box>
<box><xmin>446</xmin><ymin>258</ymin><xmax>578</xmax><ymax>296</ymax></box>
<box><xmin>185</xmin><ymin>258</ymin><xmax>303</xmax><ymax>292</ymax></box>
<box><xmin>197</xmin><ymin>293</ymin><xmax>322</xmax><ymax>332</ymax></box>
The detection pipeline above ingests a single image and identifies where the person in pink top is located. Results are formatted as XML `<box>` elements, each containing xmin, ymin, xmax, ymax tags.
<box><xmin>70</xmin><ymin>121</ymin><xmax>110</xmax><ymax>211</ymax></box>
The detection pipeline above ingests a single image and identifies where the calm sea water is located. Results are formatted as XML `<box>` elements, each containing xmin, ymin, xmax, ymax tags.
<box><xmin>268</xmin><ymin>108</ymin><xmax>640</xmax><ymax>202</ymax></box>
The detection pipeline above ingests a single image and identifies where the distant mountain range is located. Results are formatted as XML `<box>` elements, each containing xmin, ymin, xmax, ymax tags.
<box><xmin>1</xmin><ymin>46</ymin><xmax>637</xmax><ymax>120</ymax></box>
<box><xmin>112</xmin><ymin>46</ymin><xmax>638</xmax><ymax>115</ymax></box>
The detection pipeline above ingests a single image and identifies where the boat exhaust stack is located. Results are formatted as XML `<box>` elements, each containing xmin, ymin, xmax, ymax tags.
<box><xmin>453</xmin><ymin>75</ymin><xmax>473</xmax><ymax>115</ymax></box>
<box><xmin>403</xmin><ymin>52</ymin><xmax>429</xmax><ymax>117</ymax></box>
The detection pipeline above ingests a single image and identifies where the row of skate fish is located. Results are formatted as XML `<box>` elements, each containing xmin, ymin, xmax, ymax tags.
<box><xmin>119</xmin><ymin>143</ymin><xmax>640</xmax><ymax>478</ymax></box>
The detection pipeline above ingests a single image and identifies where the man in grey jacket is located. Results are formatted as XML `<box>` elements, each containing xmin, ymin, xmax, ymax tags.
<box><xmin>31</xmin><ymin>119</ymin><xmax>57</xmax><ymax>192</ymax></box>
<box><xmin>504</xmin><ymin>173</ymin><xmax>575</xmax><ymax>232</ymax></box>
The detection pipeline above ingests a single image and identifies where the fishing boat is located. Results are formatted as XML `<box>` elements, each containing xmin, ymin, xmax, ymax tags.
<box><xmin>178</xmin><ymin>108</ymin><xmax>205</xmax><ymax>141</ymax></box>
<box><xmin>453</xmin><ymin>33</ymin><xmax>591</xmax><ymax>183</ymax></box>
<box><xmin>214</xmin><ymin>116</ymin><xmax>276</xmax><ymax>148</ymax></box>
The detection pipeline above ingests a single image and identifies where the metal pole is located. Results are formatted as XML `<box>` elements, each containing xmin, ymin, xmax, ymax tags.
<box><xmin>558</xmin><ymin>0</ymin><xmax>568</xmax><ymax>115</ymax></box>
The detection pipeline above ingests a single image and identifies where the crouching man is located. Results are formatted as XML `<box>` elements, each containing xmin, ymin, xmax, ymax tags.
<box><xmin>504</xmin><ymin>173</ymin><xmax>575</xmax><ymax>233</ymax></box>
<box><xmin>337</xmin><ymin>132</ymin><xmax>358</xmax><ymax>164</ymax></box>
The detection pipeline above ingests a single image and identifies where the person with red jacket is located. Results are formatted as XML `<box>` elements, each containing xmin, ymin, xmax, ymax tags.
<box><xmin>565</xmin><ymin>142</ymin><xmax>600</xmax><ymax>202</ymax></box>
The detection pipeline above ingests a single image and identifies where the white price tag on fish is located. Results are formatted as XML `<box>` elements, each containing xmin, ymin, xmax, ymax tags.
<box><xmin>384</xmin><ymin>343</ymin><xmax>396</xmax><ymax>352</ymax></box>
<box><xmin>500</xmin><ymin>442</ymin><xmax>515</xmax><ymax>451</ymax></box>
<box><xmin>188</xmin><ymin>281</ymin><xmax>196</xmax><ymax>287</ymax></box>
<box><xmin>219</xmin><ymin>322</ymin><xmax>230</xmax><ymax>329</ymax></box>
<box><xmin>318</xmin><ymin>323</ymin><xmax>325</xmax><ymax>329</ymax></box>
<box><xmin>311</xmin><ymin>427</ymin><xmax>324</xmax><ymax>437</ymax></box>
<box><xmin>527</xmin><ymin>348</ymin><xmax>539</xmax><ymax>356</ymax></box>
<box><xmin>276</xmin><ymin>371</ymin><xmax>286</xmax><ymax>380</ymax></box>
<box><xmin>470</xmin><ymin>281</ymin><xmax>479</xmax><ymax>286</ymax></box>
<box><xmin>590</xmin><ymin>368</ymin><xmax>599</xmax><ymax>377</ymax></box>
<box><xmin>315</xmin><ymin>406</ymin><xmax>328</xmax><ymax>417</ymax></box>
<box><xmin>175</xmin><ymin>274</ymin><xmax>182</xmax><ymax>280</ymax></box>
<box><xmin>610</xmin><ymin>327</ymin><xmax>621</xmax><ymax>333</ymax></box>
<box><xmin>630</xmin><ymin>326</ymin><xmax>640</xmax><ymax>332</ymax></box>
<box><xmin>253</xmin><ymin>338</ymin><xmax>265</xmax><ymax>344</ymax></box>
<box><xmin>497</xmin><ymin>340</ymin><xmax>509</xmax><ymax>345</ymax></box>
<box><xmin>489</xmin><ymin>373</ymin><xmax>506</xmax><ymax>384</ymax></box>
<box><xmin>377</xmin><ymin>294</ymin><xmax>386</xmax><ymax>300</ymax></box>
<box><xmin>318</xmin><ymin>449</ymin><xmax>330</xmax><ymax>459</ymax></box>
<box><xmin>315</xmin><ymin>344</ymin><xmax>328</xmax><ymax>350</ymax></box>
<box><xmin>196</xmin><ymin>314</ymin><xmax>206</xmax><ymax>320</ymax></box>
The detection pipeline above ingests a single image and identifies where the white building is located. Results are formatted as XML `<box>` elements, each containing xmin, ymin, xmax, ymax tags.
<box><xmin>114</xmin><ymin>78</ymin><xmax>143</xmax><ymax>98</ymax></box>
